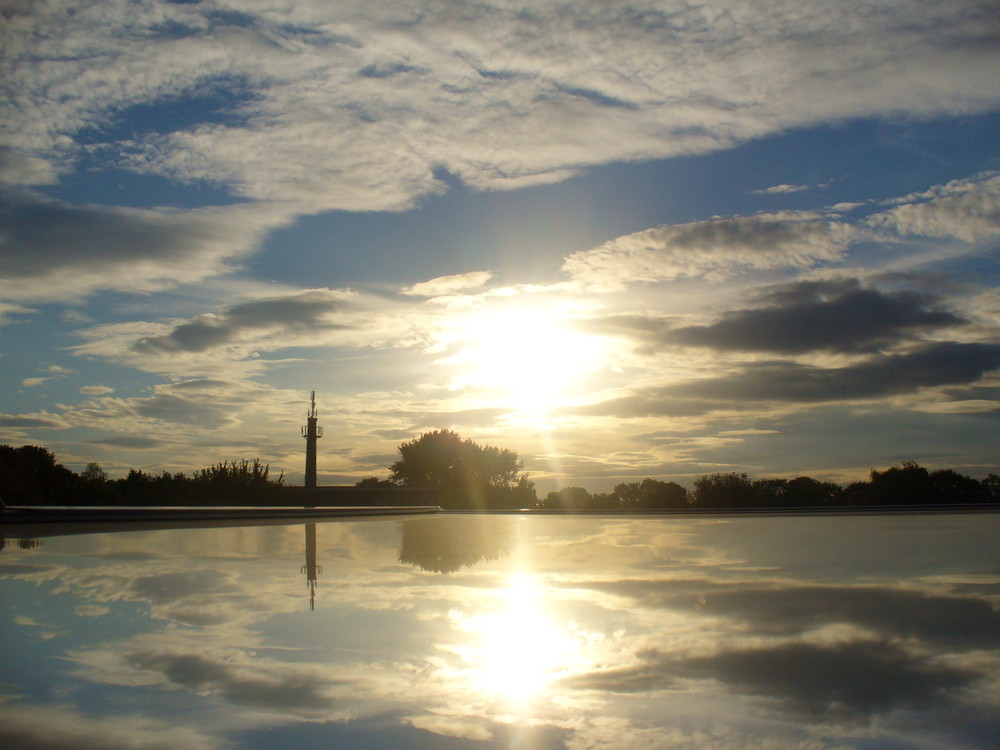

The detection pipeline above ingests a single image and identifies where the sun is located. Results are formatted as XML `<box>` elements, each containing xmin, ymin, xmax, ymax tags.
<box><xmin>444</xmin><ymin>304</ymin><xmax>605</xmax><ymax>416</ymax></box>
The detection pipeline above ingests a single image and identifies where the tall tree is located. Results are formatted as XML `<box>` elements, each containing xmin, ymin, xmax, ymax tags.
<box><xmin>389</xmin><ymin>430</ymin><xmax>530</xmax><ymax>508</ymax></box>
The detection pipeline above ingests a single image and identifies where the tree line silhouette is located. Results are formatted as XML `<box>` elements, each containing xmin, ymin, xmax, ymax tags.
<box><xmin>539</xmin><ymin>463</ymin><xmax>998</xmax><ymax>509</ymax></box>
<box><xmin>1</xmin><ymin>440</ymin><xmax>997</xmax><ymax>509</ymax></box>
<box><xmin>0</xmin><ymin>445</ymin><xmax>284</xmax><ymax>506</ymax></box>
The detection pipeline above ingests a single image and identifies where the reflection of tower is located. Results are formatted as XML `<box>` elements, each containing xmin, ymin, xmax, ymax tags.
<box><xmin>301</xmin><ymin>391</ymin><xmax>323</xmax><ymax>489</ymax></box>
<box><xmin>301</xmin><ymin>523</ymin><xmax>322</xmax><ymax>610</ymax></box>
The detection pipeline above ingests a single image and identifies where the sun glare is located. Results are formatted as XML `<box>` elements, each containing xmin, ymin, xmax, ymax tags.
<box><xmin>446</xmin><ymin>305</ymin><xmax>604</xmax><ymax>416</ymax></box>
<box><xmin>456</xmin><ymin>577</ymin><xmax>579</xmax><ymax>704</ymax></box>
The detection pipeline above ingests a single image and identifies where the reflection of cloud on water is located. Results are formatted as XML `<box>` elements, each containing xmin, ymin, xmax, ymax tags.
<box><xmin>3</xmin><ymin>517</ymin><xmax>1000</xmax><ymax>750</ymax></box>
<box><xmin>581</xmin><ymin>578</ymin><xmax>1000</xmax><ymax>649</ymax></box>
<box><xmin>398</xmin><ymin>516</ymin><xmax>516</xmax><ymax>573</ymax></box>
<box><xmin>127</xmin><ymin>649</ymin><xmax>353</xmax><ymax>713</ymax></box>
<box><xmin>0</xmin><ymin>703</ymin><xmax>221</xmax><ymax>750</ymax></box>
<box><xmin>568</xmin><ymin>640</ymin><xmax>981</xmax><ymax>720</ymax></box>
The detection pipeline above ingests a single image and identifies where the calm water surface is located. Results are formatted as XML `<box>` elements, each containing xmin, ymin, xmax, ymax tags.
<box><xmin>2</xmin><ymin>514</ymin><xmax>999</xmax><ymax>749</ymax></box>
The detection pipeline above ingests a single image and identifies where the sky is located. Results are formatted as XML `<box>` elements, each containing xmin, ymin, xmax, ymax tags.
<box><xmin>2</xmin><ymin>0</ymin><xmax>999</xmax><ymax>491</ymax></box>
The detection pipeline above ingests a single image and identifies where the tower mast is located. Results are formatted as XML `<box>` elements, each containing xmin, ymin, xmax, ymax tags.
<box><xmin>301</xmin><ymin>391</ymin><xmax>323</xmax><ymax>489</ymax></box>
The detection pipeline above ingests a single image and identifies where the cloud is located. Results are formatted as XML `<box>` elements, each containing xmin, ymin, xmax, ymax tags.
<box><xmin>669</xmin><ymin>641</ymin><xmax>978</xmax><ymax>719</ymax></box>
<box><xmin>664</xmin><ymin>279</ymin><xmax>966</xmax><ymax>354</ymax></box>
<box><xmin>573</xmin><ymin>342</ymin><xmax>1000</xmax><ymax>416</ymax></box>
<box><xmin>86</xmin><ymin>436</ymin><xmax>170</xmax><ymax>450</ymax></box>
<box><xmin>568</xmin><ymin>629</ymin><xmax>980</xmax><ymax>720</ymax></box>
<box><xmin>4</xmin><ymin>2</ymin><xmax>998</xmax><ymax>208</ymax></box>
<box><xmin>401</xmin><ymin>271</ymin><xmax>494</xmax><ymax>297</ymax></box>
<box><xmin>131</xmin><ymin>289</ymin><xmax>358</xmax><ymax>355</ymax></box>
<box><xmin>0</xmin><ymin>193</ymin><xmax>293</xmax><ymax>303</ymax></box>
<box><xmin>562</xmin><ymin>212</ymin><xmax>856</xmax><ymax>290</ymax></box>
<box><xmin>0</xmin><ymin>411</ymin><xmax>70</xmax><ymax>429</ymax></box>
<box><xmin>72</xmin><ymin>289</ymin><xmax>419</xmax><ymax>377</ymax></box>
<box><xmin>870</xmin><ymin>171</ymin><xmax>1000</xmax><ymax>243</ymax></box>
<box><xmin>79</xmin><ymin>385</ymin><xmax>114</xmax><ymax>396</ymax></box>
<box><xmin>752</xmin><ymin>183</ymin><xmax>811</xmax><ymax>195</ymax></box>
<box><xmin>587</xmin><ymin>578</ymin><xmax>1000</xmax><ymax>649</ymax></box>
<box><xmin>0</xmin><ymin>702</ymin><xmax>221</xmax><ymax>750</ymax></box>
<box><xmin>0</xmin><ymin>301</ymin><xmax>35</xmax><ymax>325</ymax></box>
<box><xmin>20</xmin><ymin>377</ymin><xmax>49</xmax><ymax>388</ymax></box>
<box><xmin>128</xmin><ymin>649</ymin><xmax>349</xmax><ymax>711</ymax></box>
<box><xmin>54</xmin><ymin>379</ymin><xmax>298</xmax><ymax>446</ymax></box>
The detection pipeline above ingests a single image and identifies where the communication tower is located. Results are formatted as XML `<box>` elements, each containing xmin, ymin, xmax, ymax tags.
<box><xmin>301</xmin><ymin>391</ymin><xmax>323</xmax><ymax>489</ymax></box>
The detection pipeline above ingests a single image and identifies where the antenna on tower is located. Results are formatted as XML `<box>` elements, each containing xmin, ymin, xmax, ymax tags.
<box><xmin>301</xmin><ymin>391</ymin><xmax>323</xmax><ymax>490</ymax></box>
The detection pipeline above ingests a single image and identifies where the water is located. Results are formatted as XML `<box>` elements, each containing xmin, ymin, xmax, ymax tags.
<box><xmin>2</xmin><ymin>513</ymin><xmax>998</xmax><ymax>748</ymax></box>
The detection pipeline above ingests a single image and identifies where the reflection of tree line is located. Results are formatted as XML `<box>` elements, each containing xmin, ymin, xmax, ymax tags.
<box><xmin>398</xmin><ymin>516</ymin><xmax>516</xmax><ymax>573</ymax></box>
<box><xmin>0</xmin><ymin>537</ymin><xmax>43</xmax><ymax>552</ymax></box>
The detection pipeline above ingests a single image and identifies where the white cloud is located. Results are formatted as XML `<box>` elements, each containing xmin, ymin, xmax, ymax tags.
<box><xmin>870</xmin><ymin>171</ymin><xmax>1000</xmax><ymax>243</ymax></box>
<box><xmin>562</xmin><ymin>211</ymin><xmax>857</xmax><ymax>291</ymax></box>
<box><xmin>401</xmin><ymin>271</ymin><xmax>494</xmax><ymax>297</ymax></box>
<box><xmin>0</xmin><ymin>301</ymin><xmax>34</xmax><ymax>325</ymax></box>
<box><xmin>3</xmin><ymin>1</ymin><xmax>998</xmax><ymax>209</ymax></box>
<box><xmin>79</xmin><ymin>385</ymin><xmax>115</xmax><ymax>396</ymax></box>
<box><xmin>752</xmin><ymin>183</ymin><xmax>811</xmax><ymax>195</ymax></box>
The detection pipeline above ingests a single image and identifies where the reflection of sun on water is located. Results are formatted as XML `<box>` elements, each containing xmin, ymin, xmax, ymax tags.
<box><xmin>445</xmin><ymin>305</ymin><xmax>605</xmax><ymax>418</ymax></box>
<box><xmin>453</xmin><ymin>577</ymin><xmax>580</xmax><ymax>704</ymax></box>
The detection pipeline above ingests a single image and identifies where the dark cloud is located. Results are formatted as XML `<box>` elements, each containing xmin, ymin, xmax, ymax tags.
<box><xmin>127</xmin><ymin>650</ymin><xmax>347</xmax><ymax>711</ymax></box>
<box><xmin>0</xmin><ymin>413</ymin><xmax>67</xmax><ymax>429</ymax></box>
<box><xmin>676</xmin><ymin>342</ymin><xmax>1000</xmax><ymax>401</ymax></box>
<box><xmin>586</xmin><ymin>578</ymin><xmax>1000</xmax><ymax>649</ymax></box>
<box><xmin>88</xmin><ymin>436</ymin><xmax>165</xmax><ymax>449</ymax></box>
<box><xmin>128</xmin><ymin>571</ymin><xmax>237</xmax><ymax>604</ymax></box>
<box><xmin>131</xmin><ymin>393</ymin><xmax>235</xmax><ymax>425</ymax></box>
<box><xmin>0</xmin><ymin>193</ymin><xmax>289</xmax><ymax>302</ymax></box>
<box><xmin>668</xmin><ymin>279</ymin><xmax>966</xmax><ymax>353</ymax></box>
<box><xmin>572</xmin><ymin>342</ymin><xmax>1000</xmax><ymax>417</ymax></box>
<box><xmin>672</xmin><ymin>641</ymin><xmax>978</xmax><ymax>718</ymax></box>
<box><xmin>568</xmin><ymin>640</ymin><xmax>979</xmax><ymax>720</ymax></box>
<box><xmin>133</xmin><ymin>291</ymin><xmax>354</xmax><ymax>354</ymax></box>
<box><xmin>588</xmin><ymin>279</ymin><xmax>966</xmax><ymax>355</ymax></box>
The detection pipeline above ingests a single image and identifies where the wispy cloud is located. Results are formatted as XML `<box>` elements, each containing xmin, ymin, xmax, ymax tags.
<box><xmin>752</xmin><ymin>183</ymin><xmax>811</xmax><ymax>195</ymax></box>
<box><xmin>4</xmin><ymin>2</ymin><xmax>998</xmax><ymax>208</ymax></box>
<box><xmin>869</xmin><ymin>171</ymin><xmax>1000</xmax><ymax>243</ymax></box>
<box><xmin>562</xmin><ymin>212</ymin><xmax>856</xmax><ymax>290</ymax></box>
<box><xmin>401</xmin><ymin>271</ymin><xmax>494</xmax><ymax>297</ymax></box>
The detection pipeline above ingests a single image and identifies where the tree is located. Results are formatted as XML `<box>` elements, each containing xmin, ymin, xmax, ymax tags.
<box><xmin>0</xmin><ymin>444</ymin><xmax>81</xmax><ymax>505</ymax></box>
<box><xmin>612</xmin><ymin>478</ymin><xmax>689</xmax><ymax>508</ymax></box>
<box><xmin>355</xmin><ymin>476</ymin><xmax>396</xmax><ymax>488</ymax></box>
<box><xmin>389</xmin><ymin>430</ymin><xmax>531</xmax><ymax>508</ymax></box>
<box><xmin>81</xmin><ymin>462</ymin><xmax>108</xmax><ymax>483</ymax></box>
<box><xmin>692</xmin><ymin>472</ymin><xmax>754</xmax><ymax>508</ymax></box>
<box><xmin>783</xmin><ymin>476</ymin><xmax>843</xmax><ymax>506</ymax></box>
<box><xmin>542</xmin><ymin>486</ymin><xmax>593</xmax><ymax>509</ymax></box>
